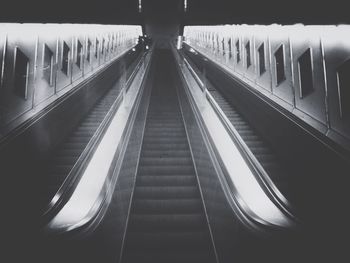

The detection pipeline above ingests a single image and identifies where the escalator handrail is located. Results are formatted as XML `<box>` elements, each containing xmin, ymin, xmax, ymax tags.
<box><xmin>205</xmin><ymin>89</ymin><xmax>297</xmax><ymax>220</ymax></box>
<box><xmin>43</xmin><ymin>46</ymin><xmax>151</xmax><ymax>238</ymax></box>
<box><xmin>173</xmin><ymin>46</ymin><xmax>292</xmax><ymax>233</ymax></box>
<box><xmin>41</xmin><ymin>49</ymin><xmax>147</xmax><ymax>225</ymax></box>
<box><xmin>64</xmin><ymin>47</ymin><xmax>154</xmax><ymax>236</ymax></box>
<box><xmin>177</xmin><ymin>48</ymin><xmax>298</xmax><ymax>225</ymax></box>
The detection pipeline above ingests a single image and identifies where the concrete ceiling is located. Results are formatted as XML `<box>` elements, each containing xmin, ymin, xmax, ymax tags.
<box><xmin>1</xmin><ymin>0</ymin><xmax>349</xmax><ymax>25</ymax></box>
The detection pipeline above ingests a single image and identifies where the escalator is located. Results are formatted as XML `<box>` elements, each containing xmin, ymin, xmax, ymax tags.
<box><xmin>38</xmin><ymin>47</ymin><xmax>142</xmax><ymax>213</ymax></box>
<box><xmin>183</xmin><ymin>49</ymin><xmax>294</xmax><ymax>206</ymax></box>
<box><xmin>40</xmin><ymin>83</ymin><xmax>120</xmax><ymax>209</ymax></box>
<box><xmin>34</xmin><ymin>47</ymin><xmax>304</xmax><ymax>263</ymax></box>
<box><xmin>121</xmin><ymin>49</ymin><xmax>216</xmax><ymax>263</ymax></box>
<box><xmin>209</xmin><ymin>89</ymin><xmax>291</xmax><ymax>200</ymax></box>
<box><xmin>30</xmin><ymin>45</ymin><xmax>344</xmax><ymax>263</ymax></box>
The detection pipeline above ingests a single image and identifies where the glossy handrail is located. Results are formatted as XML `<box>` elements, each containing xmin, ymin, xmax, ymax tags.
<box><xmin>174</xmin><ymin>46</ymin><xmax>298</xmax><ymax>227</ymax></box>
<box><xmin>62</xmin><ymin>47</ymin><xmax>154</xmax><ymax>235</ymax></box>
<box><xmin>44</xmin><ymin>46</ymin><xmax>154</xmax><ymax>235</ymax></box>
<box><xmin>41</xmin><ymin>48</ymin><xmax>147</xmax><ymax>225</ymax></box>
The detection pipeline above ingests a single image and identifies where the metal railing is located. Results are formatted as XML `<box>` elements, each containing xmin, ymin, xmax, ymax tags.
<box><xmin>41</xmin><ymin>49</ymin><xmax>149</xmax><ymax>227</ymax></box>
<box><xmin>173</xmin><ymin>44</ymin><xmax>298</xmax><ymax>231</ymax></box>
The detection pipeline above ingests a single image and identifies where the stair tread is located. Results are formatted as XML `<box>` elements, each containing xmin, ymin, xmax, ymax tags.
<box><xmin>123</xmin><ymin>50</ymin><xmax>214</xmax><ymax>263</ymax></box>
<box><xmin>131</xmin><ymin>199</ymin><xmax>204</xmax><ymax>214</ymax></box>
<box><xmin>136</xmin><ymin>175</ymin><xmax>197</xmax><ymax>186</ymax></box>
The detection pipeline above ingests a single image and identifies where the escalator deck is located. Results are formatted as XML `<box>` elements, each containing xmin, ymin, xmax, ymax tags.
<box><xmin>121</xmin><ymin>49</ymin><xmax>216</xmax><ymax>263</ymax></box>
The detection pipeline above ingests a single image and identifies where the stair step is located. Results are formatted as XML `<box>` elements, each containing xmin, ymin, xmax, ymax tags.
<box><xmin>39</xmin><ymin>82</ymin><xmax>122</xmax><ymax>211</ymax></box>
<box><xmin>133</xmin><ymin>186</ymin><xmax>199</xmax><ymax>199</ymax></box>
<box><xmin>139</xmin><ymin>157</ymin><xmax>193</xmax><ymax>166</ymax></box>
<box><xmin>122</xmin><ymin>250</ymin><xmax>214</xmax><ymax>263</ymax></box>
<box><xmin>136</xmin><ymin>175</ymin><xmax>197</xmax><ymax>187</ymax></box>
<box><xmin>245</xmin><ymin>141</ymin><xmax>265</xmax><ymax>148</ymax></box>
<box><xmin>131</xmin><ymin>199</ymin><xmax>204</xmax><ymax>214</ymax></box>
<box><xmin>239</xmin><ymin>134</ymin><xmax>260</xmax><ymax>141</ymax></box>
<box><xmin>67</xmin><ymin>137</ymin><xmax>91</xmax><ymax>143</ymax></box>
<box><xmin>141</xmin><ymin>150</ymin><xmax>191</xmax><ymax>158</ymax></box>
<box><xmin>128</xmin><ymin>214</ymin><xmax>207</xmax><ymax>233</ymax></box>
<box><xmin>141</xmin><ymin>143</ymin><xmax>189</xmax><ymax>151</ymax></box>
<box><xmin>138</xmin><ymin>165</ymin><xmax>194</xmax><ymax>175</ymax></box>
<box><xmin>146</xmin><ymin>127</ymin><xmax>185</xmax><ymax>132</ymax></box>
<box><xmin>62</xmin><ymin>142</ymin><xmax>88</xmax><ymax>149</ymax></box>
<box><xmin>143</xmin><ymin>131</ymin><xmax>186</xmax><ymax>137</ymax></box>
<box><xmin>71</xmin><ymin>131</ymin><xmax>95</xmax><ymax>137</ymax></box>
<box><xmin>146</xmin><ymin>123</ymin><xmax>184</xmax><ymax>128</ymax></box>
<box><xmin>142</xmin><ymin>137</ymin><xmax>188</xmax><ymax>144</ymax></box>
<box><xmin>231</xmin><ymin>123</ymin><xmax>250</xmax><ymax>129</ymax></box>
<box><xmin>206</xmin><ymin>75</ymin><xmax>294</xmax><ymax>204</ymax></box>
<box><xmin>123</xmin><ymin>50</ymin><xmax>215</xmax><ymax>263</ymax></box>
<box><xmin>125</xmin><ymin>231</ymin><xmax>212</xmax><ymax>250</ymax></box>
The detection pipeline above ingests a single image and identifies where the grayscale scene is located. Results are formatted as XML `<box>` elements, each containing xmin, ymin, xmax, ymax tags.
<box><xmin>1</xmin><ymin>1</ymin><xmax>349</xmax><ymax>262</ymax></box>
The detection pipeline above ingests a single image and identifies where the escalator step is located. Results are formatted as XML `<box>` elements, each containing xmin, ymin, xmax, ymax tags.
<box><xmin>131</xmin><ymin>199</ymin><xmax>204</xmax><ymax>214</ymax></box>
<box><xmin>138</xmin><ymin>165</ymin><xmax>194</xmax><ymax>175</ymax></box>
<box><xmin>239</xmin><ymin>134</ymin><xmax>260</xmax><ymax>140</ymax></box>
<box><xmin>140</xmin><ymin>143</ymin><xmax>189</xmax><ymax>151</ymax></box>
<box><xmin>139</xmin><ymin>157</ymin><xmax>193</xmax><ymax>166</ymax></box>
<box><xmin>143</xmin><ymin>132</ymin><xmax>187</xmax><ymax>138</ymax></box>
<box><xmin>141</xmin><ymin>150</ymin><xmax>191</xmax><ymax>158</ymax></box>
<box><xmin>125</xmin><ymin>231</ymin><xmax>212</xmax><ymax>250</ymax></box>
<box><xmin>67</xmin><ymin>137</ymin><xmax>91</xmax><ymax>144</ymax></box>
<box><xmin>122</xmin><ymin>50</ymin><xmax>214</xmax><ymax>263</ymax></box>
<box><xmin>62</xmin><ymin>142</ymin><xmax>88</xmax><ymax>149</ymax></box>
<box><xmin>142</xmin><ymin>137</ymin><xmax>188</xmax><ymax>144</ymax></box>
<box><xmin>146</xmin><ymin>127</ymin><xmax>185</xmax><ymax>132</ymax></box>
<box><xmin>71</xmin><ymin>131</ymin><xmax>95</xmax><ymax>137</ymax></box>
<box><xmin>208</xmin><ymin>85</ymin><xmax>292</xmax><ymax>203</ymax></box>
<box><xmin>123</xmin><ymin>250</ymin><xmax>214</xmax><ymax>263</ymax></box>
<box><xmin>38</xmin><ymin>54</ymin><xmax>138</xmax><ymax>211</ymax></box>
<box><xmin>136</xmin><ymin>175</ymin><xmax>197</xmax><ymax>187</ymax></box>
<box><xmin>133</xmin><ymin>186</ymin><xmax>199</xmax><ymax>199</ymax></box>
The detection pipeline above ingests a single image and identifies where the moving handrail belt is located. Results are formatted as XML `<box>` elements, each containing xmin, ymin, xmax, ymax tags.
<box><xmin>42</xmin><ymin>50</ymin><xmax>152</xmax><ymax>232</ymax></box>
<box><xmin>173</xmin><ymin>45</ymin><xmax>298</xmax><ymax>230</ymax></box>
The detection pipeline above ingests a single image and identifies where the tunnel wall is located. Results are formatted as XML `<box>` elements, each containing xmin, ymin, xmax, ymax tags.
<box><xmin>0</xmin><ymin>24</ymin><xmax>141</xmax><ymax>135</ymax></box>
<box><xmin>145</xmin><ymin>22</ymin><xmax>179</xmax><ymax>49</ymax></box>
<box><xmin>0</xmin><ymin>44</ymin><xmax>142</xmax><ymax>166</ymax></box>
